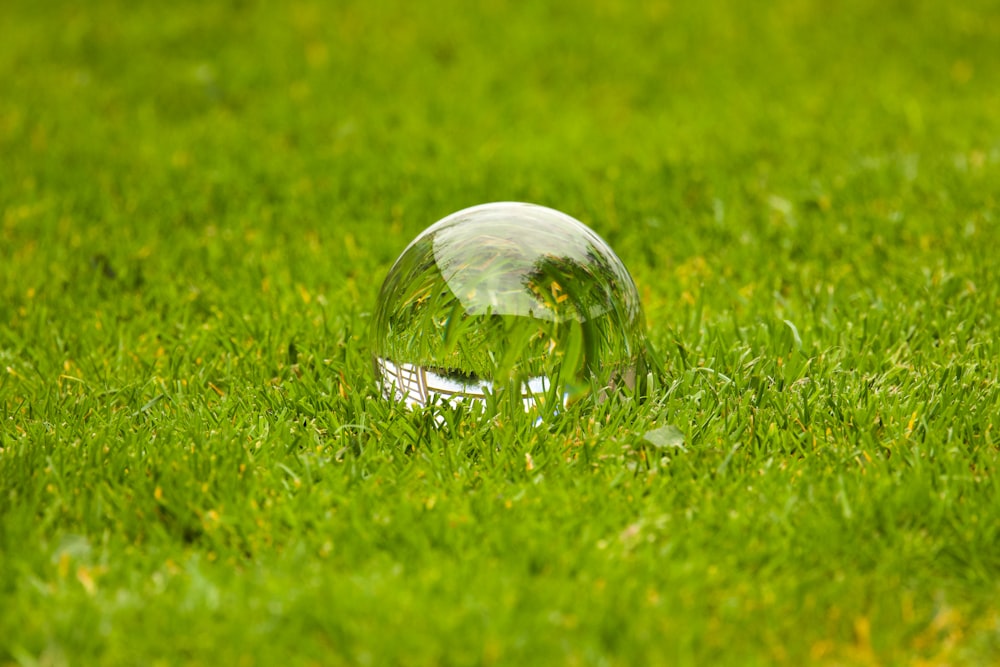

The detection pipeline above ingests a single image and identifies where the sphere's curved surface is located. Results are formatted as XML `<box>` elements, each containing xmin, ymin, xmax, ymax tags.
<box><xmin>372</xmin><ymin>202</ymin><xmax>646</xmax><ymax>411</ymax></box>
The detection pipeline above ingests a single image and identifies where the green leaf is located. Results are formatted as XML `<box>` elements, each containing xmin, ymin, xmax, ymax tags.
<box><xmin>642</xmin><ymin>425</ymin><xmax>686</xmax><ymax>451</ymax></box>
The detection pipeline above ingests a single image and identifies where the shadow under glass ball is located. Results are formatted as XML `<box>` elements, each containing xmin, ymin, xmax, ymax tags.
<box><xmin>372</xmin><ymin>202</ymin><xmax>647</xmax><ymax>415</ymax></box>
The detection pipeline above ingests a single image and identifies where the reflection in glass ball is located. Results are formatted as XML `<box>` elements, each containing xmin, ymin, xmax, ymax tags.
<box><xmin>372</xmin><ymin>202</ymin><xmax>647</xmax><ymax>415</ymax></box>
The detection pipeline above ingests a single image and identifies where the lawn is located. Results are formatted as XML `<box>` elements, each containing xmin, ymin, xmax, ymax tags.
<box><xmin>2</xmin><ymin>0</ymin><xmax>999</xmax><ymax>664</ymax></box>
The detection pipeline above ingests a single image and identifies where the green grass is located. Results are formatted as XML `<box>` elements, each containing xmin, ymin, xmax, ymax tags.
<box><xmin>2</xmin><ymin>0</ymin><xmax>999</xmax><ymax>664</ymax></box>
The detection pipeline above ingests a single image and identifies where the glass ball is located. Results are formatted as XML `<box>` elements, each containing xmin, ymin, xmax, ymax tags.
<box><xmin>372</xmin><ymin>202</ymin><xmax>647</xmax><ymax>414</ymax></box>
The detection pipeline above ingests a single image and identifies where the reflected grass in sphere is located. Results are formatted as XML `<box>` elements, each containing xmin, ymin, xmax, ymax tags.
<box><xmin>372</xmin><ymin>202</ymin><xmax>647</xmax><ymax>414</ymax></box>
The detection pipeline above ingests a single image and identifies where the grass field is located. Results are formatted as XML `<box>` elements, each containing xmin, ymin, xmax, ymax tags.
<box><xmin>2</xmin><ymin>0</ymin><xmax>1000</xmax><ymax>664</ymax></box>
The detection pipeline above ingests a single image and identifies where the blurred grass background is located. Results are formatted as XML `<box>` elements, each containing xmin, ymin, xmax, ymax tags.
<box><xmin>2</xmin><ymin>0</ymin><xmax>999</xmax><ymax>664</ymax></box>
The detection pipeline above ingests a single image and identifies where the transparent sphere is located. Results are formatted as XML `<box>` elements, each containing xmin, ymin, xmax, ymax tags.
<box><xmin>372</xmin><ymin>202</ymin><xmax>647</xmax><ymax>414</ymax></box>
